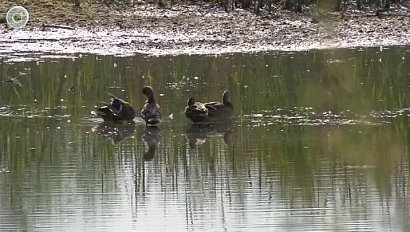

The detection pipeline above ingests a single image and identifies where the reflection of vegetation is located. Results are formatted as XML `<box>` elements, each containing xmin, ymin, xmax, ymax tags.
<box><xmin>0</xmin><ymin>47</ymin><xmax>409</xmax><ymax>229</ymax></box>
<box><xmin>254</xmin><ymin>124</ymin><xmax>405</xmax><ymax>199</ymax></box>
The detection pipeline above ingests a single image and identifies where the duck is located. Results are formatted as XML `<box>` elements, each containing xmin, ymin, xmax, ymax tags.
<box><xmin>204</xmin><ymin>90</ymin><xmax>234</xmax><ymax>120</ymax></box>
<box><xmin>141</xmin><ymin>86</ymin><xmax>162</xmax><ymax>126</ymax></box>
<box><xmin>184</xmin><ymin>97</ymin><xmax>209</xmax><ymax>124</ymax></box>
<box><xmin>185</xmin><ymin>90</ymin><xmax>234</xmax><ymax>124</ymax></box>
<box><xmin>92</xmin><ymin>94</ymin><xmax>135</xmax><ymax>122</ymax></box>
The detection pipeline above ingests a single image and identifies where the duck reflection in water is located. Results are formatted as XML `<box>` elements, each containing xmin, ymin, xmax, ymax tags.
<box><xmin>185</xmin><ymin>120</ymin><xmax>234</xmax><ymax>148</ymax></box>
<box><xmin>91</xmin><ymin>121</ymin><xmax>135</xmax><ymax>144</ymax></box>
<box><xmin>142</xmin><ymin>126</ymin><xmax>162</xmax><ymax>161</ymax></box>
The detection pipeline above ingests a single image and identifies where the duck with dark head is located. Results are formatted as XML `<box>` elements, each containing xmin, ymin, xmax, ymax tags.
<box><xmin>141</xmin><ymin>86</ymin><xmax>162</xmax><ymax>126</ymax></box>
<box><xmin>92</xmin><ymin>93</ymin><xmax>135</xmax><ymax>122</ymax></box>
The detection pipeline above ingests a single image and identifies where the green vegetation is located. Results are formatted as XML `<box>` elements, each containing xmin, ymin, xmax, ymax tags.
<box><xmin>60</xmin><ymin>0</ymin><xmax>410</xmax><ymax>13</ymax></box>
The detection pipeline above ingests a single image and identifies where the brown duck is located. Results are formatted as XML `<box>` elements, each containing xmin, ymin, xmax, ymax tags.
<box><xmin>204</xmin><ymin>90</ymin><xmax>234</xmax><ymax>120</ymax></box>
<box><xmin>185</xmin><ymin>90</ymin><xmax>233</xmax><ymax>123</ymax></box>
<box><xmin>141</xmin><ymin>86</ymin><xmax>162</xmax><ymax>126</ymax></box>
<box><xmin>184</xmin><ymin>97</ymin><xmax>209</xmax><ymax>123</ymax></box>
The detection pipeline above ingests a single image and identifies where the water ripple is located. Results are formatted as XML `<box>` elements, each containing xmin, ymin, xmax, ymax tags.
<box><xmin>244</xmin><ymin>107</ymin><xmax>409</xmax><ymax>127</ymax></box>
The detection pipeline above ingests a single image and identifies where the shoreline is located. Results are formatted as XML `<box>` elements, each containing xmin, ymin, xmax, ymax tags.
<box><xmin>1</xmin><ymin>3</ymin><xmax>409</xmax><ymax>61</ymax></box>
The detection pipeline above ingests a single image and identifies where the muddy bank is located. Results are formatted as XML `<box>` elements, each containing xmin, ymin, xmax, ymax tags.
<box><xmin>0</xmin><ymin>2</ymin><xmax>409</xmax><ymax>61</ymax></box>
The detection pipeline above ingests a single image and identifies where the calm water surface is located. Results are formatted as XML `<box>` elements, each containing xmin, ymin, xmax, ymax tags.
<box><xmin>0</xmin><ymin>47</ymin><xmax>409</xmax><ymax>231</ymax></box>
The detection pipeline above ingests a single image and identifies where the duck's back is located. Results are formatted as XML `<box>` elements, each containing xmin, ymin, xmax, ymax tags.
<box><xmin>118</xmin><ymin>102</ymin><xmax>136</xmax><ymax>121</ymax></box>
<box><xmin>185</xmin><ymin>101</ymin><xmax>209</xmax><ymax>123</ymax></box>
<box><xmin>205</xmin><ymin>102</ymin><xmax>233</xmax><ymax>119</ymax></box>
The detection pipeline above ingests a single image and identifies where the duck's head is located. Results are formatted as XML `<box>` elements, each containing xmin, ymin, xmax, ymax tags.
<box><xmin>222</xmin><ymin>90</ymin><xmax>231</xmax><ymax>105</ymax></box>
<box><xmin>187</xmin><ymin>97</ymin><xmax>195</xmax><ymax>106</ymax></box>
<box><xmin>142</xmin><ymin>86</ymin><xmax>154</xmax><ymax>96</ymax></box>
<box><xmin>142</xmin><ymin>86</ymin><xmax>155</xmax><ymax>102</ymax></box>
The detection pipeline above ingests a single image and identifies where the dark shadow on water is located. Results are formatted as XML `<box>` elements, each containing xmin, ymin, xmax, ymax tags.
<box><xmin>91</xmin><ymin>121</ymin><xmax>135</xmax><ymax>144</ymax></box>
<box><xmin>142</xmin><ymin>126</ymin><xmax>162</xmax><ymax>161</ymax></box>
<box><xmin>185</xmin><ymin>120</ymin><xmax>234</xmax><ymax>148</ymax></box>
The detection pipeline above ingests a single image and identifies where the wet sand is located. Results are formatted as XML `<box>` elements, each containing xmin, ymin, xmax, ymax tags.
<box><xmin>0</xmin><ymin>2</ymin><xmax>409</xmax><ymax>61</ymax></box>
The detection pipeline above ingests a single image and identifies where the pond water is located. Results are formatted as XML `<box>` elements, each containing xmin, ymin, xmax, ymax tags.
<box><xmin>0</xmin><ymin>46</ymin><xmax>409</xmax><ymax>231</ymax></box>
